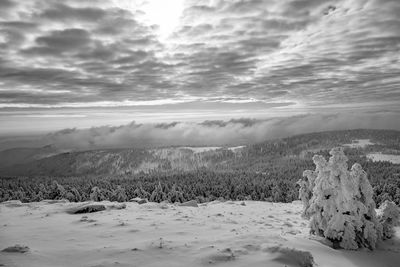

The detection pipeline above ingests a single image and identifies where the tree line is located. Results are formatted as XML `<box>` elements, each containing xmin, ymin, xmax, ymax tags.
<box><xmin>1</xmin><ymin>156</ymin><xmax>399</xmax><ymax>206</ymax></box>
<box><xmin>1</xmin><ymin>129</ymin><xmax>399</xmax><ymax>206</ymax></box>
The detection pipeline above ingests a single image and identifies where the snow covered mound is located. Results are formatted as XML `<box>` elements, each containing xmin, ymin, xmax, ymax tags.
<box><xmin>1</xmin><ymin>201</ymin><xmax>399</xmax><ymax>267</ymax></box>
<box><xmin>299</xmin><ymin>147</ymin><xmax>400</xmax><ymax>250</ymax></box>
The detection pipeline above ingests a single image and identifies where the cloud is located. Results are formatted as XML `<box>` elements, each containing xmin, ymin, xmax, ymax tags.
<box><xmin>39</xmin><ymin>3</ymin><xmax>107</xmax><ymax>22</ymax></box>
<box><xmin>0</xmin><ymin>0</ymin><xmax>15</xmax><ymax>11</ymax></box>
<box><xmin>0</xmin><ymin>0</ymin><xmax>399</xmax><ymax>110</ymax></box>
<box><xmin>0</xmin><ymin>0</ymin><xmax>170</xmax><ymax>106</ymax></box>
<box><xmin>27</xmin><ymin>28</ymin><xmax>92</xmax><ymax>54</ymax></box>
<box><xmin>171</xmin><ymin>0</ymin><xmax>400</xmax><ymax>104</ymax></box>
<box><xmin>15</xmin><ymin>111</ymin><xmax>396</xmax><ymax>151</ymax></box>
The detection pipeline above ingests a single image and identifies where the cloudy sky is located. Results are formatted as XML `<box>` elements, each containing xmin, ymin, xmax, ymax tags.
<box><xmin>0</xmin><ymin>0</ymin><xmax>399</xmax><ymax>138</ymax></box>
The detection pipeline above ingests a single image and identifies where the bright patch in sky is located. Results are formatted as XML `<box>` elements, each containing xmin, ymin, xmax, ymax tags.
<box><xmin>114</xmin><ymin>0</ymin><xmax>184</xmax><ymax>39</ymax></box>
<box><xmin>143</xmin><ymin>0</ymin><xmax>184</xmax><ymax>38</ymax></box>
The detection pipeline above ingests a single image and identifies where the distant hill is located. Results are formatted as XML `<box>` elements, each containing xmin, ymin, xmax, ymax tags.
<box><xmin>1</xmin><ymin>129</ymin><xmax>399</xmax><ymax>177</ymax></box>
<box><xmin>0</xmin><ymin>145</ymin><xmax>60</xmax><ymax>168</ymax></box>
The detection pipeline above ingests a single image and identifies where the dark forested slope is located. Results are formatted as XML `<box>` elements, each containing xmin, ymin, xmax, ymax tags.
<box><xmin>1</xmin><ymin>129</ymin><xmax>399</xmax><ymax>205</ymax></box>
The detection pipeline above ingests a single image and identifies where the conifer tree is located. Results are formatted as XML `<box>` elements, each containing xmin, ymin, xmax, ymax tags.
<box><xmin>298</xmin><ymin>148</ymin><xmax>398</xmax><ymax>250</ymax></box>
<box><xmin>90</xmin><ymin>186</ymin><xmax>104</xmax><ymax>201</ymax></box>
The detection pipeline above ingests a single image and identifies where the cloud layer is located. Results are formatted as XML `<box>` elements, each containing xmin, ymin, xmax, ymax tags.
<box><xmin>19</xmin><ymin>111</ymin><xmax>398</xmax><ymax>150</ymax></box>
<box><xmin>0</xmin><ymin>0</ymin><xmax>399</xmax><ymax>109</ymax></box>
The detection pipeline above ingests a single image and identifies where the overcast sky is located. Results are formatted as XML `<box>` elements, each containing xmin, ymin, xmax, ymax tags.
<box><xmin>0</xmin><ymin>0</ymin><xmax>399</xmax><ymax>136</ymax></box>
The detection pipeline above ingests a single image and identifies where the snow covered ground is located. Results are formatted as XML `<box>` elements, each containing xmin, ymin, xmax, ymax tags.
<box><xmin>343</xmin><ymin>139</ymin><xmax>375</xmax><ymax>148</ymax></box>
<box><xmin>1</xmin><ymin>201</ymin><xmax>399</xmax><ymax>267</ymax></box>
<box><xmin>367</xmin><ymin>153</ymin><xmax>400</xmax><ymax>164</ymax></box>
<box><xmin>179</xmin><ymin>146</ymin><xmax>245</xmax><ymax>153</ymax></box>
<box><xmin>179</xmin><ymin>146</ymin><xmax>222</xmax><ymax>153</ymax></box>
<box><xmin>227</xmin><ymin>146</ymin><xmax>245</xmax><ymax>152</ymax></box>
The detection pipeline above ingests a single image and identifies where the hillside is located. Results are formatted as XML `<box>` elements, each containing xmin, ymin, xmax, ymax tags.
<box><xmin>0</xmin><ymin>147</ymin><xmax>239</xmax><ymax>176</ymax></box>
<box><xmin>0</xmin><ymin>145</ymin><xmax>60</xmax><ymax>169</ymax></box>
<box><xmin>1</xmin><ymin>129</ymin><xmax>400</xmax><ymax>177</ymax></box>
<box><xmin>1</xmin><ymin>129</ymin><xmax>400</xmax><ymax>206</ymax></box>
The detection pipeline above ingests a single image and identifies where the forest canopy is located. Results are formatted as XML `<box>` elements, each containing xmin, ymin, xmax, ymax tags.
<box><xmin>1</xmin><ymin>130</ymin><xmax>399</xmax><ymax>205</ymax></box>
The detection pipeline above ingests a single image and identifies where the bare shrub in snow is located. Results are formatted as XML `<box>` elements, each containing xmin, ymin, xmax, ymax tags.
<box><xmin>298</xmin><ymin>147</ymin><xmax>399</xmax><ymax>250</ymax></box>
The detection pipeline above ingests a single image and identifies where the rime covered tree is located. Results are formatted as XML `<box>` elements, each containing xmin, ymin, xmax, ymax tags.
<box><xmin>378</xmin><ymin>200</ymin><xmax>400</xmax><ymax>240</ymax></box>
<box><xmin>167</xmin><ymin>184</ymin><xmax>184</xmax><ymax>203</ymax></box>
<box><xmin>150</xmin><ymin>182</ymin><xmax>167</xmax><ymax>203</ymax></box>
<box><xmin>133</xmin><ymin>183</ymin><xmax>150</xmax><ymax>199</ymax></box>
<box><xmin>299</xmin><ymin>147</ymin><xmax>399</xmax><ymax>250</ymax></box>
<box><xmin>49</xmin><ymin>181</ymin><xmax>66</xmax><ymax>199</ymax></box>
<box><xmin>90</xmin><ymin>186</ymin><xmax>105</xmax><ymax>202</ymax></box>
<box><xmin>111</xmin><ymin>185</ymin><xmax>127</xmax><ymax>202</ymax></box>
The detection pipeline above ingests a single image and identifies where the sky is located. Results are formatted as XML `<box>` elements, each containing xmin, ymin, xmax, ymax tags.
<box><xmin>0</xmin><ymin>0</ymin><xmax>399</xmax><ymax>145</ymax></box>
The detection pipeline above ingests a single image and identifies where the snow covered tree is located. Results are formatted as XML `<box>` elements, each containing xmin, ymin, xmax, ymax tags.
<box><xmin>49</xmin><ymin>181</ymin><xmax>66</xmax><ymax>199</ymax></box>
<box><xmin>167</xmin><ymin>184</ymin><xmax>184</xmax><ymax>203</ymax></box>
<box><xmin>297</xmin><ymin>169</ymin><xmax>316</xmax><ymax>219</ymax></box>
<box><xmin>70</xmin><ymin>187</ymin><xmax>82</xmax><ymax>202</ymax></box>
<box><xmin>150</xmin><ymin>182</ymin><xmax>167</xmax><ymax>203</ymax></box>
<box><xmin>377</xmin><ymin>200</ymin><xmax>400</xmax><ymax>240</ymax></box>
<box><xmin>90</xmin><ymin>186</ymin><xmax>105</xmax><ymax>202</ymax></box>
<box><xmin>111</xmin><ymin>186</ymin><xmax>127</xmax><ymax>202</ymax></box>
<box><xmin>299</xmin><ymin>147</ymin><xmax>388</xmax><ymax>250</ymax></box>
<box><xmin>133</xmin><ymin>183</ymin><xmax>150</xmax><ymax>199</ymax></box>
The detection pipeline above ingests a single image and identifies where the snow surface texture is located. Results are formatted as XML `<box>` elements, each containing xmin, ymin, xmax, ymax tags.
<box><xmin>300</xmin><ymin>147</ymin><xmax>400</xmax><ymax>250</ymax></box>
<box><xmin>1</xmin><ymin>200</ymin><xmax>400</xmax><ymax>267</ymax></box>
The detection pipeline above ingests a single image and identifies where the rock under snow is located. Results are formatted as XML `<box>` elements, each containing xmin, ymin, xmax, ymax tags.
<box><xmin>66</xmin><ymin>204</ymin><xmax>106</xmax><ymax>214</ymax></box>
<box><xmin>130</xmin><ymin>197</ymin><xmax>148</xmax><ymax>204</ymax></box>
<box><xmin>2</xmin><ymin>245</ymin><xmax>30</xmax><ymax>253</ymax></box>
<box><xmin>178</xmin><ymin>200</ymin><xmax>198</xmax><ymax>207</ymax></box>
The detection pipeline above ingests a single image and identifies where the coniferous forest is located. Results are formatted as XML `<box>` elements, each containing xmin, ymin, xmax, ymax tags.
<box><xmin>1</xmin><ymin>129</ymin><xmax>400</xmax><ymax>206</ymax></box>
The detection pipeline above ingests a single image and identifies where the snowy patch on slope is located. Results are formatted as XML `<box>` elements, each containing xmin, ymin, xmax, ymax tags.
<box><xmin>179</xmin><ymin>146</ymin><xmax>245</xmax><ymax>153</ymax></box>
<box><xmin>343</xmin><ymin>139</ymin><xmax>375</xmax><ymax>148</ymax></box>
<box><xmin>228</xmin><ymin>146</ymin><xmax>246</xmax><ymax>152</ymax></box>
<box><xmin>367</xmin><ymin>153</ymin><xmax>400</xmax><ymax>164</ymax></box>
<box><xmin>179</xmin><ymin>146</ymin><xmax>222</xmax><ymax>153</ymax></box>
